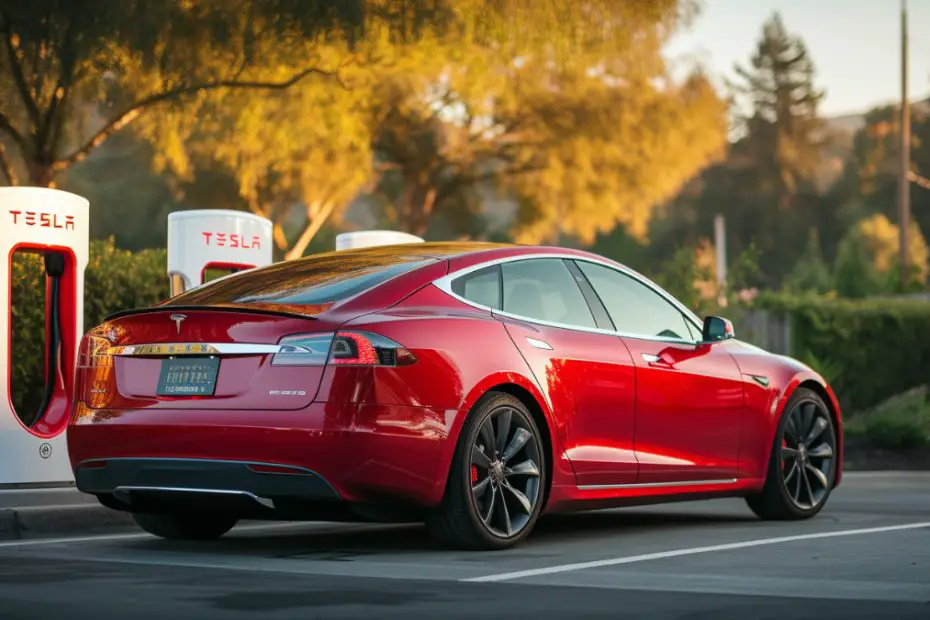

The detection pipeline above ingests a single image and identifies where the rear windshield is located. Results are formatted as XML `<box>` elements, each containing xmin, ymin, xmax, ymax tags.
<box><xmin>164</xmin><ymin>253</ymin><xmax>436</xmax><ymax>307</ymax></box>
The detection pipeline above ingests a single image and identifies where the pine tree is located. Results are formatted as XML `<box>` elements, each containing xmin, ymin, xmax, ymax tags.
<box><xmin>731</xmin><ymin>12</ymin><xmax>827</xmax><ymax>206</ymax></box>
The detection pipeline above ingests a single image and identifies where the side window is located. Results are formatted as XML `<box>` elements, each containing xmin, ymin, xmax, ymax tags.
<box><xmin>575</xmin><ymin>261</ymin><xmax>696</xmax><ymax>341</ymax></box>
<box><xmin>451</xmin><ymin>265</ymin><xmax>501</xmax><ymax>310</ymax></box>
<box><xmin>501</xmin><ymin>259</ymin><xmax>596</xmax><ymax>328</ymax></box>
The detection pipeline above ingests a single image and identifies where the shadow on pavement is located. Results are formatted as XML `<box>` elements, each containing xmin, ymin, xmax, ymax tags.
<box><xmin>118</xmin><ymin>507</ymin><xmax>756</xmax><ymax>557</ymax></box>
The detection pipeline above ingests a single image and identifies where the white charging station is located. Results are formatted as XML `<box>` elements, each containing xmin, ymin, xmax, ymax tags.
<box><xmin>335</xmin><ymin>230</ymin><xmax>424</xmax><ymax>251</ymax></box>
<box><xmin>167</xmin><ymin>209</ymin><xmax>273</xmax><ymax>296</ymax></box>
<box><xmin>0</xmin><ymin>187</ymin><xmax>89</xmax><ymax>487</ymax></box>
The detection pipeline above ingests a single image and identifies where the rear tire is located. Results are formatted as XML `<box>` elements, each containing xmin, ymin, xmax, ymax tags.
<box><xmin>426</xmin><ymin>391</ymin><xmax>547</xmax><ymax>550</ymax></box>
<box><xmin>746</xmin><ymin>387</ymin><xmax>837</xmax><ymax>520</ymax></box>
<box><xmin>132</xmin><ymin>512</ymin><xmax>239</xmax><ymax>541</ymax></box>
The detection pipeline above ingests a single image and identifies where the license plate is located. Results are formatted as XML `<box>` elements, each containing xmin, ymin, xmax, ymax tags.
<box><xmin>156</xmin><ymin>357</ymin><xmax>220</xmax><ymax>396</ymax></box>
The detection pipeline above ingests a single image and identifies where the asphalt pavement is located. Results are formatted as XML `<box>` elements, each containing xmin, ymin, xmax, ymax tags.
<box><xmin>0</xmin><ymin>471</ymin><xmax>927</xmax><ymax>619</ymax></box>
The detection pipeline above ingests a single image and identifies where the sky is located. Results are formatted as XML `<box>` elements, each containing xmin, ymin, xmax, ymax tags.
<box><xmin>665</xmin><ymin>0</ymin><xmax>930</xmax><ymax>117</ymax></box>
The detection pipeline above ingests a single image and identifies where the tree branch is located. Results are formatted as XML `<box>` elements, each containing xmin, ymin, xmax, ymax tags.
<box><xmin>0</xmin><ymin>110</ymin><xmax>28</xmax><ymax>154</ymax></box>
<box><xmin>0</xmin><ymin>22</ymin><xmax>41</xmax><ymax>125</ymax></box>
<box><xmin>37</xmin><ymin>19</ymin><xmax>76</xmax><ymax>154</ymax></box>
<box><xmin>53</xmin><ymin>65</ymin><xmax>345</xmax><ymax>172</ymax></box>
<box><xmin>0</xmin><ymin>138</ymin><xmax>18</xmax><ymax>185</ymax></box>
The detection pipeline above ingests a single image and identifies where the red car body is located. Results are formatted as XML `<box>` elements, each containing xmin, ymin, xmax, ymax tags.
<box><xmin>68</xmin><ymin>243</ymin><xmax>843</xmax><ymax>546</ymax></box>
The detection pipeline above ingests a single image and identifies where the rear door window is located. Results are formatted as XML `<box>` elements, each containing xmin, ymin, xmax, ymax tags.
<box><xmin>500</xmin><ymin>258</ymin><xmax>596</xmax><ymax>329</ymax></box>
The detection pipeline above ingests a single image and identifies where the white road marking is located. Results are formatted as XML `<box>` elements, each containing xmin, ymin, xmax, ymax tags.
<box><xmin>0</xmin><ymin>522</ymin><xmax>322</xmax><ymax>549</ymax></box>
<box><xmin>463</xmin><ymin>521</ymin><xmax>930</xmax><ymax>583</ymax></box>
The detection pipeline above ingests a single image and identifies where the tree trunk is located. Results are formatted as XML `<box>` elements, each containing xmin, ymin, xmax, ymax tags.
<box><xmin>28</xmin><ymin>161</ymin><xmax>57</xmax><ymax>187</ymax></box>
<box><xmin>0</xmin><ymin>141</ymin><xmax>19</xmax><ymax>186</ymax></box>
<box><xmin>284</xmin><ymin>201</ymin><xmax>337</xmax><ymax>260</ymax></box>
<box><xmin>401</xmin><ymin>184</ymin><xmax>437</xmax><ymax>237</ymax></box>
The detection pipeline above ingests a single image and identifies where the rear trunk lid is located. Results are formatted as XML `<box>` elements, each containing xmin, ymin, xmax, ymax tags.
<box><xmin>79</xmin><ymin>307</ymin><xmax>335</xmax><ymax>411</ymax></box>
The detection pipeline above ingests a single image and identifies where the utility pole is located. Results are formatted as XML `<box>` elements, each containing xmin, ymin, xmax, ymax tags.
<box><xmin>899</xmin><ymin>0</ymin><xmax>911</xmax><ymax>290</ymax></box>
<box><xmin>714</xmin><ymin>214</ymin><xmax>727</xmax><ymax>305</ymax></box>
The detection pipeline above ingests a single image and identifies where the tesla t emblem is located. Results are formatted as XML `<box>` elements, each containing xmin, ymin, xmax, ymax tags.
<box><xmin>170</xmin><ymin>314</ymin><xmax>187</xmax><ymax>334</ymax></box>
<box><xmin>39</xmin><ymin>443</ymin><xmax>52</xmax><ymax>459</ymax></box>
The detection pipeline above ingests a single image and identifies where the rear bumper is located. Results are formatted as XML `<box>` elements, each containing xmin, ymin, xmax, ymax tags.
<box><xmin>76</xmin><ymin>458</ymin><xmax>338</xmax><ymax>501</ymax></box>
<box><xmin>68</xmin><ymin>401</ymin><xmax>457</xmax><ymax>510</ymax></box>
<box><xmin>75</xmin><ymin>457</ymin><xmax>345</xmax><ymax>519</ymax></box>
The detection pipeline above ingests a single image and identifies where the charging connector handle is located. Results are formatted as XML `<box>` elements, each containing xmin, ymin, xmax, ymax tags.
<box><xmin>24</xmin><ymin>254</ymin><xmax>66</xmax><ymax>428</ymax></box>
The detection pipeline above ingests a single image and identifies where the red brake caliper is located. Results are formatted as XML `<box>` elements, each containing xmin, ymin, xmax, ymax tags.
<box><xmin>471</xmin><ymin>464</ymin><xmax>479</xmax><ymax>484</ymax></box>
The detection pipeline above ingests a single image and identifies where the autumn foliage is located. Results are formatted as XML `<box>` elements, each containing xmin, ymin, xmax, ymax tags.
<box><xmin>1</xmin><ymin>0</ymin><xmax>727</xmax><ymax>254</ymax></box>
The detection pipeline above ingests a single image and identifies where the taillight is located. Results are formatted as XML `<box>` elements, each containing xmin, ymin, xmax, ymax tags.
<box><xmin>330</xmin><ymin>331</ymin><xmax>416</xmax><ymax>366</ymax></box>
<box><xmin>272</xmin><ymin>330</ymin><xmax>416</xmax><ymax>367</ymax></box>
<box><xmin>271</xmin><ymin>333</ymin><xmax>335</xmax><ymax>366</ymax></box>
<box><xmin>79</xmin><ymin>335</ymin><xmax>113</xmax><ymax>368</ymax></box>
<box><xmin>77</xmin><ymin>332</ymin><xmax>115</xmax><ymax>409</ymax></box>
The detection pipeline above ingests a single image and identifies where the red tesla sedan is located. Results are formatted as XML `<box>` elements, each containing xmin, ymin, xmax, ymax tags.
<box><xmin>68</xmin><ymin>242</ymin><xmax>842</xmax><ymax>549</ymax></box>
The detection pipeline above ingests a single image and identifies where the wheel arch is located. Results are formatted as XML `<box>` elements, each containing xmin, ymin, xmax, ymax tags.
<box><xmin>768</xmin><ymin>372</ymin><xmax>844</xmax><ymax>488</ymax></box>
<box><xmin>797</xmin><ymin>378</ymin><xmax>844</xmax><ymax>487</ymax></box>
<box><xmin>431</xmin><ymin>373</ymin><xmax>565</xmax><ymax>508</ymax></box>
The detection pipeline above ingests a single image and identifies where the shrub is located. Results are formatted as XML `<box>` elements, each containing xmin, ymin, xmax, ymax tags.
<box><xmin>749</xmin><ymin>293</ymin><xmax>930</xmax><ymax>413</ymax></box>
<box><xmin>846</xmin><ymin>387</ymin><xmax>930</xmax><ymax>449</ymax></box>
<box><xmin>10</xmin><ymin>238</ymin><xmax>169</xmax><ymax>419</ymax></box>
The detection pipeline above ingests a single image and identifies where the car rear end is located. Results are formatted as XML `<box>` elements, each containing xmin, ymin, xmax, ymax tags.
<box><xmin>67</xmin><ymin>246</ymin><xmax>465</xmax><ymax>521</ymax></box>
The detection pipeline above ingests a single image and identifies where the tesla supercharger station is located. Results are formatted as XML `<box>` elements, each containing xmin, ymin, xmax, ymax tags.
<box><xmin>335</xmin><ymin>230</ymin><xmax>424</xmax><ymax>251</ymax></box>
<box><xmin>167</xmin><ymin>209</ymin><xmax>273</xmax><ymax>296</ymax></box>
<box><xmin>1</xmin><ymin>187</ymin><xmax>89</xmax><ymax>487</ymax></box>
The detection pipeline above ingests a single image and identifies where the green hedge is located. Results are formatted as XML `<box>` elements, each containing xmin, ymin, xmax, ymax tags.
<box><xmin>749</xmin><ymin>293</ymin><xmax>930</xmax><ymax>414</ymax></box>
<box><xmin>11</xmin><ymin>238</ymin><xmax>168</xmax><ymax>418</ymax></box>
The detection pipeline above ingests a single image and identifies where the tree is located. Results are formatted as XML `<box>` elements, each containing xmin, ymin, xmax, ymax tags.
<box><xmin>730</xmin><ymin>12</ymin><xmax>828</xmax><ymax>206</ymax></box>
<box><xmin>834</xmin><ymin>101</ymin><xmax>930</xmax><ymax>238</ymax></box>
<box><xmin>364</xmin><ymin>0</ymin><xmax>727</xmax><ymax>242</ymax></box>
<box><xmin>783</xmin><ymin>228</ymin><xmax>834</xmax><ymax>294</ymax></box>
<box><xmin>654</xmin><ymin>13</ymin><xmax>829</xmax><ymax>288</ymax></box>
<box><xmin>0</xmin><ymin>0</ymin><xmax>452</xmax><ymax>187</ymax></box>
<box><xmin>834</xmin><ymin>213</ymin><xmax>929</xmax><ymax>296</ymax></box>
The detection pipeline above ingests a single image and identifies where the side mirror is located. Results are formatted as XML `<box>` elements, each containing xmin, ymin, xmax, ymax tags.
<box><xmin>702</xmin><ymin>316</ymin><xmax>734</xmax><ymax>342</ymax></box>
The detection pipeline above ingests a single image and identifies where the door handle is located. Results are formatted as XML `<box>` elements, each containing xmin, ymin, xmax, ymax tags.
<box><xmin>642</xmin><ymin>353</ymin><xmax>672</xmax><ymax>367</ymax></box>
<box><xmin>526</xmin><ymin>337</ymin><xmax>553</xmax><ymax>350</ymax></box>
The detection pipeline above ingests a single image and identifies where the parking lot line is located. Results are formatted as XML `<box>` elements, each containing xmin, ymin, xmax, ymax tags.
<box><xmin>463</xmin><ymin>521</ymin><xmax>930</xmax><ymax>583</ymax></box>
<box><xmin>0</xmin><ymin>522</ymin><xmax>319</xmax><ymax>549</ymax></box>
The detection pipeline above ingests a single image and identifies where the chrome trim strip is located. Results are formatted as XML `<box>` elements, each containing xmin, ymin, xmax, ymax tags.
<box><xmin>577</xmin><ymin>478</ymin><xmax>738</xmax><ymax>491</ymax></box>
<box><xmin>110</xmin><ymin>343</ymin><xmax>283</xmax><ymax>356</ymax></box>
<box><xmin>112</xmin><ymin>485</ymin><xmax>275</xmax><ymax>509</ymax></box>
<box><xmin>431</xmin><ymin>252</ymin><xmax>704</xmax><ymax>345</ymax></box>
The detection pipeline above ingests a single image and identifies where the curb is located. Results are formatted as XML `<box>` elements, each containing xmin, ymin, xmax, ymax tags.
<box><xmin>0</xmin><ymin>504</ymin><xmax>136</xmax><ymax>541</ymax></box>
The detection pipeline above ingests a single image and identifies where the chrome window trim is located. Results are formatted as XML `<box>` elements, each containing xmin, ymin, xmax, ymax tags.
<box><xmin>432</xmin><ymin>253</ymin><xmax>705</xmax><ymax>345</ymax></box>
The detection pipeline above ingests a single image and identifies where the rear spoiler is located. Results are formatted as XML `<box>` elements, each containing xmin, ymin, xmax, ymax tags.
<box><xmin>104</xmin><ymin>304</ymin><xmax>320</xmax><ymax>322</ymax></box>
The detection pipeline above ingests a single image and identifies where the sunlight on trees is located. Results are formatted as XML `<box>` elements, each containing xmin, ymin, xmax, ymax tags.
<box><xmin>1</xmin><ymin>0</ymin><xmax>729</xmax><ymax>256</ymax></box>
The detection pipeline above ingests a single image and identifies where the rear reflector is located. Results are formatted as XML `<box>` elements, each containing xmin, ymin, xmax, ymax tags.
<box><xmin>247</xmin><ymin>463</ymin><xmax>313</xmax><ymax>475</ymax></box>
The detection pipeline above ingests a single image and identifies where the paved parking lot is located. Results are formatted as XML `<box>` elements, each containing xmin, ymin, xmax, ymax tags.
<box><xmin>0</xmin><ymin>472</ymin><xmax>927</xmax><ymax>619</ymax></box>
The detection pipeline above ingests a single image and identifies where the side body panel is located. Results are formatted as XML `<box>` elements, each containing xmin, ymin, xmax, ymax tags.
<box><xmin>621</xmin><ymin>338</ymin><xmax>744</xmax><ymax>483</ymax></box>
<box><xmin>499</xmin><ymin>316</ymin><xmax>638</xmax><ymax>486</ymax></box>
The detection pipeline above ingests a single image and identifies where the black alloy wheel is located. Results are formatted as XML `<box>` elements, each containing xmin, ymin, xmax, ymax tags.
<box><xmin>469</xmin><ymin>404</ymin><xmax>543</xmax><ymax>538</ymax></box>
<box><xmin>746</xmin><ymin>387</ymin><xmax>838</xmax><ymax>520</ymax></box>
<box><xmin>426</xmin><ymin>392</ymin><xmax>546</xmax><ymax>550</ymax></box>
<box><xmin>780</xmin><ymin>398</ymin><xmax>836</xmax><ymax>510</ymax></box>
